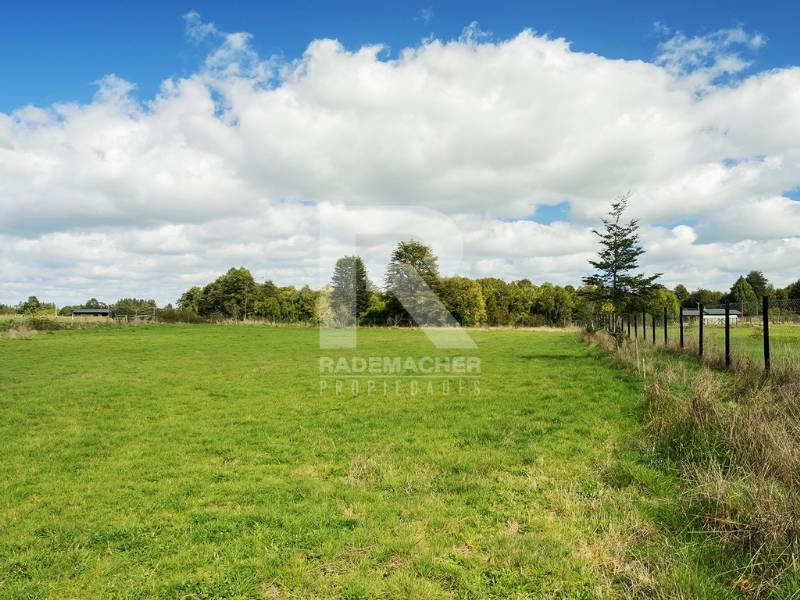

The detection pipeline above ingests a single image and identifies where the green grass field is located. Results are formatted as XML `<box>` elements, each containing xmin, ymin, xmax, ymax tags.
<box><xmin>697</xmin><ymin>324</ymin><xmax>800</xmax><ymax>367</ymax></box>
<box><xmin>0</xmin><ymin>326</ymin><xmax>747</xmax><ymax>598</ymax></box>
<box><xmin>626</xmin><ymin>322</ymin><xmax>800</xmax><ymax>369</ymax></box>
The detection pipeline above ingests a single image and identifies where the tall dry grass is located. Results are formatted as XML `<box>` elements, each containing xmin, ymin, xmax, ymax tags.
<box><xmin>0</xmin><ymin>324</ymin><xmax>38</xmax><ymax>340</ymax></box>
<box><xmin>584</xmin><ymin>330</ymin><xmax>800</xmax><ymax>595</ymax></box>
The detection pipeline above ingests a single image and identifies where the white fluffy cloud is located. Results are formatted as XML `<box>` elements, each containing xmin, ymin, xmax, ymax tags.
<box><xmin>1</xmin><ymin>16</ymin><xmax>798</xmax><ymax>304</ymax></box>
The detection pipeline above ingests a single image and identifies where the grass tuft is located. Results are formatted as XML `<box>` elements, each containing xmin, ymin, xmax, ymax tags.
<box><xmin>585</xmin><ymin>329</ymin><xmax>800</xmax><ymax>595</ymax></box>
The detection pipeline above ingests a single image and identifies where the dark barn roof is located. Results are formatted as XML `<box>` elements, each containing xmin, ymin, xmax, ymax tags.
<box><xmin>683</xmin><ymin>308</ymin><xmax>741</xmax><ymax>316</ymax></box>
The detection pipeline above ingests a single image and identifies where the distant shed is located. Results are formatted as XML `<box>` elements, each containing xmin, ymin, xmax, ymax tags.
<box><xmin>683</xmin><ymin>307</ymin><xmax>740</xmax><ymax>325</ymax></box>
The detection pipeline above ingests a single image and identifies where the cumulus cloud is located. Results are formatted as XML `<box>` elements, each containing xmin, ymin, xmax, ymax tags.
<box><xmin>0</xmin><ymin>15</ymin><xmax>798</xmax><ymax>304</ymax></box>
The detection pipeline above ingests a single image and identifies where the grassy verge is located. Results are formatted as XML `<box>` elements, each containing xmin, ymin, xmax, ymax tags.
<box><xmin>584</xmin><ymin>329</ymin><xmax>800</xmax><ymax>597</ymax></box>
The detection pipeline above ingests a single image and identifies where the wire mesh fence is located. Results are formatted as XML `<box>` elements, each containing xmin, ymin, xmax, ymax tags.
<box><xmin>601</xmin><ymin>297</ymin><xmax>800</xmax><ymax>374</ymax></box>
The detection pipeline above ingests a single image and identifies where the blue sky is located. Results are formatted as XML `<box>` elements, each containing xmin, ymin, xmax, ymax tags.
<box><xmin>2</xmin><ymin>0</ymin><xmax>799</xmax><ymax>112</ymax></box>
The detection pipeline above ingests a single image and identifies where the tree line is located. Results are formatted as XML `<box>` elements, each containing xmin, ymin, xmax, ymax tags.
<box><xmin>673</xmin><ymin>272</ymin><xmax>800</xmax><ymax>312</ymax></box>
<box><xmin>325</xmin><ymin>242</ymin><xmax>581</xmax><ymax>327</ymax></box>
<box><xmin>4</xmin><ymin>223</ymin><xmax>798</xmax><ymax>326</ymax></box>
<box><xmin>170</xmin><ymin>242</ymin><xmax>584</xmax><ymax>327</ymax></box>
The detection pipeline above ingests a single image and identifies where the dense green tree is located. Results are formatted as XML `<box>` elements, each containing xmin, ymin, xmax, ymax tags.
<box><xmin>730</xmin><ymin>276</ymin><xmax>759</xmax><ymax>313</ymax></box>
<box><xmin>765</xmin><ymin>284</ymin><xmax>781</xmax><ymax>300</ymax></box>
<box><xmin>582</xmin><ymin>195</ymin><xmax>661</xmax><ymax>315</ymax></box>
<box><xmin>359</xmin><ymin>292</ymin><xmax>389</xmax><ymax>326</ymax></box>
<box><xmin>18</xmin><ymin>296</ymin><xmax>41</xmax><ymax>314</ymax></box>
<box><xmin>178</xmin><ymin>272</ymin><xmax>343</xmax><ymax>326</ymax></box>
<box><xmin>254</xmin><ymin>296</ymin><xmax>282</xmax><ymax>321</ymax></box>
<box><xmin>787</xmin><ymin>279</ymin><xmax>800</xmax><ymax>300</ymax></box>
<box><xmin>178</xmin><ymin>287</ymin><xmax>204</xmax><ymax>313</ymax></box>
<box><xmin>296</xmin><ymin>285</ymin><xmax>319</xmax><ymax>323</ymax></box>
<box><xmin>198</xmin><ymin>267</ymin><xmax>257</xmax><ymax>319</ymax></box>
<box><xmin>685</xmin><ymin>288</ymin><xmax>724</xmax><ymax>308</ymax></box>
<box><xmin>507</xmin><ymin>280</ymin><xmax>537</xmax><ymax>326</ymax></box>
<box><xmin>17</xmin><ymin>297</ymin><xmax>57</xmax><ymax>315</ymax></box>
<box><xmin>745</xmin><ymin>271</ymin><xmax>769</xmax><ymax>298</ymax></box>
<box><xmin>648</xmin><ymin>287</ymin><xmax>681</xmax><ymax>319</ymax></box>
<box><xmin>385</xmin><ymin>240</ymin><xmax>446</xmax><ymax>326</ymax></box>
<box><xmin>477</xmin><ymin>278</ymin><xmax>510</xmax><ymax>326</ymax></box>
<box><xmin>330</xmin><ymin>256</ymin><xmax>369</xmax><ymax>326</ymax></box>
<box><xmin>534</xmin><ymin>283</ymin><xmax>575</xmax><ymax>326</ymax></box>
<box><xmin>673</xmin><ymin>284</ymin><xmax>689</xmax><ymax>303</ymax></box>
<box><xmin>84</xmin><ymin>298</ymin><xmax>108</xmax><ymax>309</ymax></box>
<box><xmin>113</xmin><ymin>298</ymin><xmax>157</xmax><ymax>317</ymax></box>
<box><xmin>439</xmin><ymin>276</ymin><xmax>487</xmax><ymax>326</ymax></box>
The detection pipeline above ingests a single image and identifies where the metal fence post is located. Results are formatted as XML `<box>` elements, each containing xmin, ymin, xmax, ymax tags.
<box><xmin>679</xmin><ymin>306</ymin><xmax>684</xmax><ymax>349</ymax></box>
<box><xmin>725</xmin><ymin>300</ymin><xmax>731</xmax><ymax>368</ymax></box>
<box><xmin>763</xmin><ymin>296</ymin><xmax>770</xmax><ymax>374</ymax></box>
<box><xmin>651</xmin><ymin>314</ymin><xmax>656</xmax><ymax>345</ymax></box>
<box><xmin>699</xmin><ymin>303</ymin><xmax>704</xmax><ymax>357</ymax></box>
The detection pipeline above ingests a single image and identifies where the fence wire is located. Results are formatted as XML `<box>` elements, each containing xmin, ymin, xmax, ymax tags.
<box><xmin>604</xmin><ymin>297</ymin><xmax>800</xmax><ymax>374</ymax></box>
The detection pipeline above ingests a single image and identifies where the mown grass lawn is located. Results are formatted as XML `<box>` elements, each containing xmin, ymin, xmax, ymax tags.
<box><xmin>0</xmin><ymin>326</ymin><xmax>737</xmax><ymax>598</ymax></box>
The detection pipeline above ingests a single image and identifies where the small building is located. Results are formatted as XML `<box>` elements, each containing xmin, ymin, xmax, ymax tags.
<box><xmin>683</xmin><ymin>307</ymin><xmax>740</xmax><ymax>325</ymax></box>
<box><xmin>71</xmin><ymin>308</ymin><xmax>111</xmax><ymax>318</ymax></box>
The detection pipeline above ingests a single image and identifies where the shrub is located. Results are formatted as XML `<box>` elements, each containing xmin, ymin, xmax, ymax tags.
<box><xmin>25</xmin><ymin>316</ymin><xmax>66</xmax><ymax>331</ymax></box>
<box><xmin>0</xmin><ymin>324</ymin><xmax>37</xmax><ymax>340</ymax></box>
<box><xmin>157</xmin><ymin>307</ymin><xmax>206</xmax><ymax>324</ymax></box>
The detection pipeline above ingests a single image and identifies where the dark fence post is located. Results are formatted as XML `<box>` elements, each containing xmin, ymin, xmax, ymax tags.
<box><xmin>651</xmin><ymin>314</ymin><xmax>656</xmax><ymax>345</ymax></box>
<box><xmin>663</xmin><ymin>307</ymin><xmax>668</xmax><ymax>346</ymax></box>
<box><xmin>763</xmin><ymin>296</ymin><xmax>770</xmax><ymax>374</ymax></box>
<box><xmin>642</xmin><ymin>311</ymin><xmax>646</xmax><ymax>340</ymax></box>
<box><xmin>725</xmin><ymin>300</ymin><xmax>731</xmax><ymax>368</ymax></box>
<box><xmin>679</xmin><ymin>306</ymin><xmax>684</xmax><ymax>349</ymax></box>
<box><xmin>699</xmin><ymin>303</ymin><xmax>704</xmax><ymax>357</ymax></box>
<box><xmin>627</xmin><ymin>315</ymin><xmax>631</xmax><ymax>338</ymax></box>
<box><xmin>634</xmin><ymin>313</ymin><xmax>638</xmax><ymax>338</ymax></box>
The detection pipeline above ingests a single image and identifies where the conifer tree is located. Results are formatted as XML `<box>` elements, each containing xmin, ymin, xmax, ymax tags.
<box><xmin>330</xmin><ymin>255</ymin><xmax>369</xmax><ymax>326</ymax></box>
<box><xmin>583</xmin><ymin>194</ymin><xmax>661</xmax><ymax>314</ymax></box>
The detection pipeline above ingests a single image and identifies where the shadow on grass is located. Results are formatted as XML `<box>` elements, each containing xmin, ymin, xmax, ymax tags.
<box><xmin>517</xmin><ymin>353</ymin><xmax>594</xmax><ymax>361</ymax></box>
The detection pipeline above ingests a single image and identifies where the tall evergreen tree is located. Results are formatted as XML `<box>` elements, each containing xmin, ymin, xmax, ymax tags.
<box><xmin>745</xmin><ymin>270</ymin><xmax>769</xmax><ymax>298</ymax></box>
<box><xmin>385</xmin><ymin>240</ymin><xmax>446</xmax><ymax>325</ymax></box>
<box><xmin>582</xmin><ymin>195</ymin><xmax>661</xmax><ymax>314</ymax></box>
<box><xmin>330</xmin><ymin>256</ymin><xmax>369</xmax><ymax>326</ymax></box>
<box><xmin>730</xmin><ymin>276</ymin><xmax>759</xmax><ymax>313</ymax></box>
